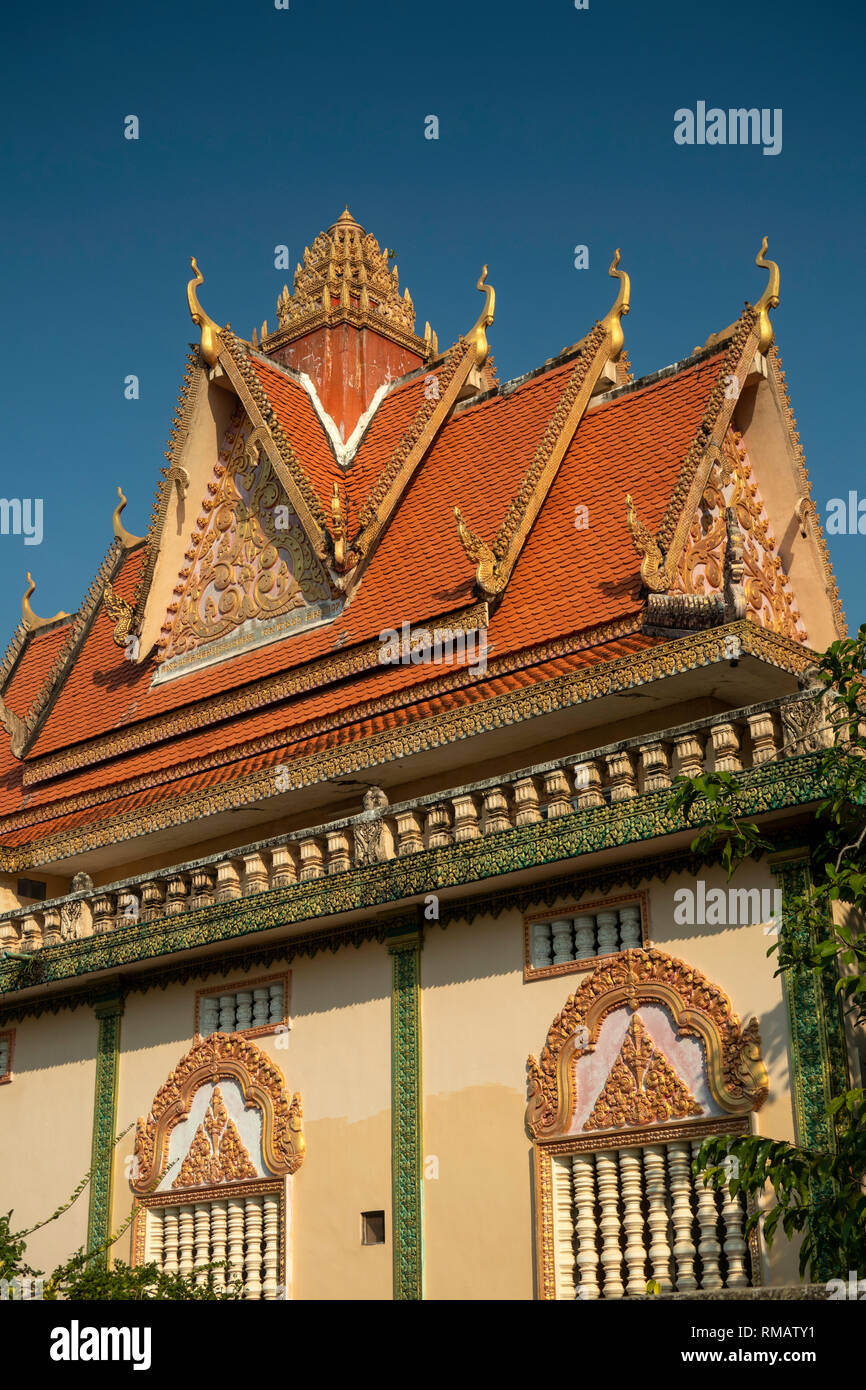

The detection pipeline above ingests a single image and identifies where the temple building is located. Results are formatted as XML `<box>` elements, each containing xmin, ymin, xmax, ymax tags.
<box><xmin>0</xmin><ymin>210</ymin><xmax>852</xmax><ymax>1300</ymax></box>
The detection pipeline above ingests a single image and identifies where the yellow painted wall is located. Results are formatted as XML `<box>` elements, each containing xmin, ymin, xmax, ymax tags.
<box><xmin>0</xmin><ymin>1006</ymin><xmax>96</xmax><ymax>1275</ymax></box>
<box><xmin>110</xmin><ymin>937</ymin><xmax>392</xmax><ymax>1300</ymax></box>
<box><xmin>0</xmin><ymin>858</ymin><xmax>809</xmax><ymax>1298</ymax></box>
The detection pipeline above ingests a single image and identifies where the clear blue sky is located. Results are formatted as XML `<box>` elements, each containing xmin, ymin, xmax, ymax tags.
<box><xmin>0</xmin><ymin>0</ymin><xmax>863</xmax><ymax>644</ymax></box>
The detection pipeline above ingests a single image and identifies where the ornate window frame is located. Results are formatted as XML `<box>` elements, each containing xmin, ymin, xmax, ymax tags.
<box><xmin>0</xmin><ymin>1027</ymin><xmax>14</xmax><ymax>1084</ymax></box>
<box><xmin>129</xmin><ymin>1033</ymin><xmax>304</xmax><ymax>1296</ymax></box>
<box><xmin>193</xmin><ymin>970</ymin><xmax>291</xmax><ymax>1042</ymax></box>
<box><xmin>527</xmin><ymin>948</ymin><xmax>769</xmax><ymax>1299</ymax></box>
<box><xmin>523</xmin><ymin>891</ymin><xmax>650</xmax><ymax>981</ymax></box>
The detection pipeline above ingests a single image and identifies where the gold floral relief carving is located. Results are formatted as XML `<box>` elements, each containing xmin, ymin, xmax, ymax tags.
<box><xmin>172</xmin><ymin>1084</ymin><xmax>258</xmax><ymax>1188</ymax></box>
<box><xmin>131</xmin><ymin>1032</ymin><xmax>304</xmax><ymax>1192</ymax></box>
<box><xmin>158</xmin><ymin>416</ymin><xmax>332</xmax><ymax>662</ymax></box>
<box><xmin>673</xmin><ymin>430</ymin><xmax>806</xmax><ymax>642</ymax></box>
<box><xmin>526</xmin><ymin>948</ymin><xmax>768</xmax><ymax>1140</ymax></box>
<box><xmin>582</xmin><ymin>1012</ymin><xmax>702</xmax><ymax>1131</ymax></box>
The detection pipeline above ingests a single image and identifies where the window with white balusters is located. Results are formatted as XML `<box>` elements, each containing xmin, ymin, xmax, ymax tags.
<box><xmin>142</xmin><ymin>1190</ymin><xmax>283</xmax><ymax>1300</ymax></box>
<box><xmin>0</xmin><ymin>1032</ymin><xmax>10</xmax><ymax>1081</ymax></box>
<box><xmin>551</xmin><ymin>1137</ymin><xmax>753</xmax><ymax>1299</ymax></box>
<box><xmin>525</xmin><ymin>898</ymin><xmax>646</xmax><ymax>978</ymax></box>
<box><xmin>196</xmin><ymin>975</ymin><xmax>288</xmax><ymax>1039</ymax></box>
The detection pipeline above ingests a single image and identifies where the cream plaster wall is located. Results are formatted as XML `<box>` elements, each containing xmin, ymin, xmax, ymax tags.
<box><xmin>0</xmin><ymin>1006</ymin><xmax>96</xmax><ymax>1274</ymax></box>
<box><xmin>110</xmin><ymin>937</ymin><xmax>392</xmax><ymax>1300</ymax></box>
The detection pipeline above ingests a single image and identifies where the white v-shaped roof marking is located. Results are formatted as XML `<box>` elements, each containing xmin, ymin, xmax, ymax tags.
<box><xmin>298</xmin><ymin>372</ymin><xmax>393</xmax><ymax>468</ymax></box>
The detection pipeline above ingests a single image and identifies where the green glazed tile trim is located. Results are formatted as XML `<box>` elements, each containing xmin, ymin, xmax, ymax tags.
<box><xmin>86</xmin><ymin>993</ymin><xmax>124</xmax><ymax>1264</ymax></box>
<box><xmin>388</xmin><ymin>927</ymin><xmax>423</xmax><ymax>1301</ymax></box>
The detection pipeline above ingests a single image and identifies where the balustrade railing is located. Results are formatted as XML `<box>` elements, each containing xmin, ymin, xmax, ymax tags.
<box><xmin>0</xmin><ymin>690</ymin><xmax>831</xmax><ymax>955</ymax></box>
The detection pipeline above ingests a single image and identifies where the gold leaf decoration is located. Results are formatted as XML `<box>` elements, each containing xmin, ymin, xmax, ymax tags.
<box><xmin>673</xmin><ymin>429</ymin><xmax>806</xmax><ymax>641</ymax></box>
<box><xmin>172</xmin><ymin>1084</ymin><xmax>257</xmax><ymax>1188</ymax></box>
<box><xmin>158</xmin><ymin>417</ymin><xmax>332</xmax><ymax>661</ymax></box>
<box><xmin>582</xmin><ymin>1013</ymin><xmax>703</xmax><ymax>1131</ymax></box>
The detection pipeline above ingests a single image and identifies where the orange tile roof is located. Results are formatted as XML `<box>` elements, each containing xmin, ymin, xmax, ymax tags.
<box><xmin>5</xmin><ymin>352</ymin><xmax>724</xmax><ymax>842</ymax></box>
<box><xmin>0</xmin><ymin>633</ymin><xmax>659</xmax><ymax>845</ymax></box>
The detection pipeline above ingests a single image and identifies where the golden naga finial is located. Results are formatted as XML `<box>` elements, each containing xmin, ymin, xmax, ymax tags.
<box><xmin>601</xmin><ymin>250</ymin><xmax>630</xmax><ymax>360</ymax></box>
<box><xmin>331</xmin><ymin>482</ymin><xmax>349</xmax><ymax>571</ymax></box>
<box><xmin>753</xmin><ymin>236</ymin><xmax>780</xmax><ymax>355</ymax></box>
<box><xmin>113</xmin><ymin>486</ymin><xmax>143</xmax><ymax>548</ymax></box>
<box><xmin>103</xmin><ymin>582</ymin><xmax>136</xmax><ymax>649</ymax></box>
<box><xmin>464</xmin><ymin>266</ymin><xmax>495</xmax><ymax>367</ymax></box>
<box><xmin>22</xmin><ymin>573</ymin><xmax>68</xmax><ymax>631</ymax></box>
<box><xmin>187</xmin><ymin>257</ymin><xmax>223</xmax><ymax>366</ymax></box>
<box><xmin>624</xmin><ymin>495</ymin><xmax>674</xmax><ymax>593</ymax></box>
<box><xmin>454</xmin><ymin>506</ymin><xmax>499</xmax><ymax>594</ymax></box>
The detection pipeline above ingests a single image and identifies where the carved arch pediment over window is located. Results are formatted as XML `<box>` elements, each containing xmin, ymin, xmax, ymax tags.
<box><xmin>131</xmin><ymin>1032</ymin><xmax>304</xmax><ymax>1196</ymax></box>
<box><xmin>526</xmin><ymin>948</ymin><xmax>768</xmax><ymax>1141</ymax></box>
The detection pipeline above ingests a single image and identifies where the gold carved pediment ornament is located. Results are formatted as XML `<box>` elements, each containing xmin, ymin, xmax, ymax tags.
<box><xmin>525</xmin><ymin>948</ymin><xmax>768</xmax><ymax>1140</ymax></box>
<box><xmin>158</xmin><ymin>416</ymin><xmax>332</xmax><ymax>663</ymax></box>
<box><xmin>130</xmin><ymin>1033</ymin><xmax>304</xmax><ymax>1194</ymax></box>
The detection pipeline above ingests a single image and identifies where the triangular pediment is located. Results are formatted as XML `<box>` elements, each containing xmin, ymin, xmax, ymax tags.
<box><xmin>155</xmin><ymin>412</ymin><xmax>339</xmax><ymax>680</ymax></box>
<box><xmin>582</xmin><ymin>1012</ymin><xmax>703</xmax><ymax>1132</ymax></box>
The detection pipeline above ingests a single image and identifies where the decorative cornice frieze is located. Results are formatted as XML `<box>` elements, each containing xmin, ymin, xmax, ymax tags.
<box><xmin>0</xmin><ymin>622</ymin><xmax>815</xmax><ymax>867</ymax></box>
<box><xmin>20</xmin><ymin>600</ymin><xmax>492</xmax><ymax>788</ymax></box>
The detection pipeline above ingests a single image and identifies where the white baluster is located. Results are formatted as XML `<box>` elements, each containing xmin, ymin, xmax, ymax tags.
<box><xmin>198</xmin><ymin>997</ymin><xmax>219</xmax><ymax>1036</ymax></box>
<box><xmin>218</xmin><ymin>994</ymin><xmax>236</xmax><ymax>1032</ymax></box>
<box><xmin>643</xmin><ymin>1145</ymin><xmax>672</xmax><ymax>1292</ymax></box>
<box><xmin>194</xmin><ymin>1202</ymin><xmax>211</xmax><ymax>1286</ymax></box>
<box><xmin>551</xmin><ymin>918</ymin><xmax>574</xmax><ymax>964</ymax></box>
<box><xmin>553</xmin><ymin>1158</ymin><xmax>576</xmax><ymax>1300</ymax></box>
<box><xmin>253</xmin><ymin>988</ymin><xmax>269</xmax><ymax>1028</ymax></box>
<box><xmin>720</xmin><ymin>1186</ymin><xmax>749</xmax><ymax>1287</ymax></box>
<box><xmin>573</xmin><ymin>915</ymin><xmax>596</xmax><ymax>959</ymax></box>
<box><xmin>596</xmin><ymin>911</ymin><xmax>619</xmax><ymax>957</ymax></box>
<box><xmin>692</xmin><ymin>1141</ymin><xmax>723</xmax><ymax>1290</ymax></box>
<box><xmin>144</xmin><ymin>1207</ymin><xmax>163</xmax><ymax>1266</ymax></box>
<box><xmin>595</xmin><ymin>1150</ymin><xmax>624</xmax><ymax>1299</ymax></box>
<box><xmin>235</xmin><ymin>991</ymin><xmax>252</xmax><ymax>1031</ymax></box>
<box><xmin>210</xmin><ymin>1200</ymin><xmax>227</xmax><ymax>1293</ymax></box>
<box><xmin>268</xmin><ymin>983</ymin><xmax>284</xmax><ymax>1024</ymax></box>
<box><xmin>227</xmin><ymin>1197</ymin><xmax>246</xmax><ymax>1295</ymax></box>
<box><xmin>667</xmin><ymin>1141</ymin><xmax>698</xmax><ymax>1292</ymax></box>
<box><xmin>178</xmin><ymin>1205</ymin><xmax>195</xmax><ymax>1279</ymax></box>
<box><xmin>262</xmin><ymin>1193</ymin><xmax>281</xmax><ymax>1300</ymax></box>
<box><xmin>244</xmin><ymin>1195</ymin><xmax>263</xmax><ymax>1300</ymax></box>
<box><xmin>529</xmin><ymin>921</ymin><xmax>553</xmax><ymax>969</ymax></box>
<box><xmin>572</xmin><ymin>1153</ymin><xmax>601</xmax><ymax>1301</ymax></box>
<box><xmin>619</xmin><ymin>1147</ymin><xmax>648</xmax><ymax>1294</ymax></box>
<box><xmin>162</xmin><ymin>1207</ymin><xmax>179</xmax><ymax>1275</ymax></box>
<box><xmin>617</xmin><ymin>906</ymin><xmax>642</xmax><ymax>950</ymax></box>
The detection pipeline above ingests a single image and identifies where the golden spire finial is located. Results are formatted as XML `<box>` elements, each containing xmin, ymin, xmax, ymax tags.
<box><xmin>601</xmin><ymin>250</ymin><xmax>630</xmax><ymax>360</ymax></box>
<box><xmin>465</xmin><ymin>266</ymin><xmax>495</xmax><ymax>367</ymax></box>
<box><xmin>113</xmin><ymin>486</ymin><xmax>143</xmax><ymax>548</ymax></box>
<box><xmin>753</xmin><ymin>236</ymin><xmax>780</xmax><ymax>355</ymax></box>
<box><xmin>187</xmin><ymin>257</ymin><xmax>223</xmax><ymax>366</ymax></box>
<box><xmin>22</xmin><ymin>573</ymin><xmax>68</xmax><ymax>631</ymax></box>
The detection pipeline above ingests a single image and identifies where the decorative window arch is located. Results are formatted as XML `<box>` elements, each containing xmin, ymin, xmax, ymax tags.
<box><xmin>527</xmin><ymin>949</ymin><xmax>769</xmax><ymax>1300</ymax></box>
<box><xmin>130</xmin><ymin>1033</ymin><xmax>304</xmax><ymax>1299</ymax></box>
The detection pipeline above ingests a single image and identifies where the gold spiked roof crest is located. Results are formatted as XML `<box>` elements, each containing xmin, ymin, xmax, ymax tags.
<box><xmin>255</xmin><ymin>207</ymin><xmax>436</xmax><ymax>358</ymax></box>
